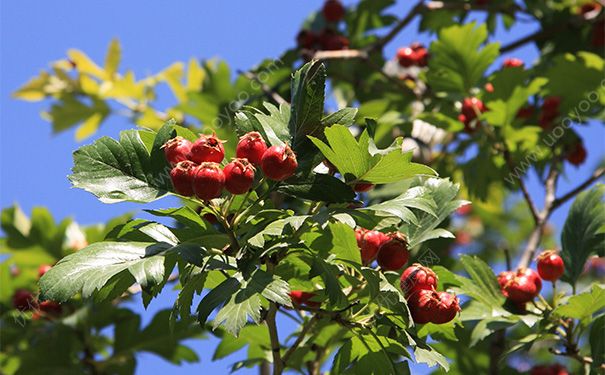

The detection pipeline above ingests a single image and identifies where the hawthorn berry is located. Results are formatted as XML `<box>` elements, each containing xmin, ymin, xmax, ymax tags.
<box><xmin>407</xmin><ymin>289</ymin><xmax>438</xmax><ymax>324</ymax></box>
<box><xmin>565</xmin><ymin>141</ymin><xmax>587</xmax><ymax>166</ymax></box>
<box><xmin>318</xmin><ymin>29</ymin><xmax>349</xmax><ymax>50</ymax></box>
<box><xmin>516</xmin><ymin>105</ymin><xmax>535</xmax><ymax>119</ymax></box>
<box><xmin>530</xmin><ymin>364</ymin><xmax>569</xmax><ymax>375</ymax></box>
<box><xmin>12</xmin><ymin>289</ymin><xmax>36</xmax><ymax>311</ymax></box>
<box><xmin>396</xmin><ymin>47</ymin><xmax>416</xmax><ymax>67</ymax></box>
<box><xmin>353</xmin><ymin>183</ymin><xmax>374</xmax><ymax>192</ymax></box>
<box><xmin>38</xmin><ymin>264</ymin><xmax>52</xmax><ymax>278</ymax></box>
<box><xmin>410</xmin><ymin>43</ymin><xmax>429</xmax><ymax>67</ymax></box>
<box><xmin>224</xmin><ymin>158</ymin><xmax>255</xmax><ymax>195</ymax></box>
<box><xmin>455</xmin><ymin>204</ymin><xmax>472</xmax><ymax>216</ymax></box>
<box><xmin>497</xmin><ymin>271</ymin><xmax>514</xmax><ymax>295</ymax></box>
<box><xmin>376</xmin><ymin>232</ymin><xmax>409</xmax><ymax>271</ymax></box>
<box><xmin>400</xmin><ymin>263</ymin><xmax>438</xmax><ymax>297</ymax></box>
<box><xmin>356</xmin><ymin>228</ymin><xmax>388</xmax><ymax>265</ymax></box>
<box><xmin>322</xmin><ymin>0</ymin><xmax>345</xmax><ymax>22</ymax></box>
<box><xmin>162</xmin><ymin>136</ymin><xmax>192</xmax><ymax>166</ymax></box>
<box><xmin>537</xmin><ymin>250</ymin><xmax>565</xmax><ymax>281</ymax></box>
<box><xmin>502</xmin><ymin>58</ymin><xmax>524</xmax><ymax>68</ymax></box>
<box><xmin>236</xmin><ymin>131</ymin><xmax>268</xmax><ymax>165</ymax></box>
<box><xmin>289</xmin><ymin>290</ymin><xmax>320</xmax><ymax>308</ymax></box>
<box><xmin>190</xmin><ymin>133</ymin><xmax>225</xmax><ymax>164</ymax></box>
<box><xmin>260</xmin><ymin>144</ymin><xmax>298</xmax><ymax>181</ymax></box>
<box><xmin>501</xmin><ymin>268</ymin><xmax>542</xmax><ymax>303</ymax></box>
<box><xmin>170</xmin><ymin>161</ymin><xmax>197</xmax><ymax>196</ymax></box>
<box><xmin>460</xmin><ymin>97</ymin><xmax>486</xmax><ymax>132</ymax></box>
<box><xmin>192</xmin><ymin>162</ymin><xmax>225</xmax><ymax>201</ymax></box>
<box><xmin>432</xmin><ymin>292</ymin><xmax>461</xmax><ymax>324</ymax></box>
<box><xmin>296</xmin><ymin>30</ymin><xmax>317</xmax><ymax>49</ymax></box>
<box><xmin>38</xmin><ymin>300</ymin><xmax>62</xmax><ymax>317</ymax></box>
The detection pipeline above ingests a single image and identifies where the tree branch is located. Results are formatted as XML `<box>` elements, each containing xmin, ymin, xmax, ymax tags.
<box><xmin>551</xmin><ymin>167</ymin><xmax>605</xmax><ymax>210</ymax></box>
<box><xmin>503</xmin><ymin>149</ymin><xmax>540</xmax><ymax>225</ymax></box>
<box><xmin>282</xmin><ymin>315</ymin><xmax>319</xmax><ymax>365</ymax></box>
<box><xmin>241</xmin><ymin>71</ymin><xmax>287</xmax><ymax>105</ymax></box>
<box><xmin>368</xmin><ymin>0</ymin><xmax>425</xmax><ymax>52</ymax></box>
<box><xmin>549</xmin><ymin>348</ymin><xmax>605</xmax><ymax>369</ymax></box>
<box><xmin>266</xmin><ymin>302</ymin><xmax>283</xmax><ymax>375</ymax></box>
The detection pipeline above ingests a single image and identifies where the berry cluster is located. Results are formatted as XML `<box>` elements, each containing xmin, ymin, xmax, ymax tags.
<box><xmin>355</xmin><ymin>228</ymin><xmax>409</xmax><ymax>270</ymax></box>
<box><xmin>401</xmin><ymin>264</ymin><xmax>460</xmax><ymax>324</ymax></box>
<box><xmin>396</xmin><ymin>43</ymin><xmax>429</xmax><ymax>68</ymax></box>
<box><xmin>458</xmin><ymin>97</ymin><xmax>487</xmax><ymax>132</ymax></box>
<box><xmin>565</xmin><ymin>140</ymin><xmax>587</xmax><ymax>166</ymax></box>
<box><xmin>502</xmin><ymin>57</ymin><xmax>524</xmax><ymax>68</ymax></box>
<box><xmin>497</xmin><ymin>251</ymin><xmax>564</xmax><ymax>307</ymax></box>
<box><xmin>164</xmin><ymin>132</ymin><xmax>298</xmax><ymax>201</ymax></box>
<box><xmin>539</xmin><ymin>96</ymin><xmax>561</xmax><ymax>129</ymax></box>
<box><xmin>296</xmin><ymin>1</ymin><xmax>349</xmax><ymax>52</ymax></box>
<box><xmin>11</xmin><ymin>264</ymin><xmax>63</xmax><ymax>320</ymax></box>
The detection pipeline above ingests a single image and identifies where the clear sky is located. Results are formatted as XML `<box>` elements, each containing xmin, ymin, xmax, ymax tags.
<box><xmin>1</xmin><ymin>1</ymin><xmax>604</xmax><ymax>374</ymax></box>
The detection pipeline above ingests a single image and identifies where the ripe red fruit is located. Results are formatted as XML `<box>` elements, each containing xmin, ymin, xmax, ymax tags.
<box><xmin>396</xmin><ymin>47</ymin><xmax>416</xmax><ymax>67</ymax></box>
<box><xmin>542</xmin><ymin>96</ymin><xmax>561</xmax><ymax>114</ymax></box>
<box><xmin>192</xmin><ymin>162</ymin><xmax>225</xmax><ymax>201</ymax></box>
<box><xmin>461</xmin><ymin>97</ymin><xmax>486</xmax><ymax>120</ymax></box>
<box><xmin>322</xmin><ymin>0</ymin><xmax>345</xmax><ymax>22</ymax></box>
<box><xmin>566</xmin><ymin>142</ymin><xmax>587</xmax><ymax>166</ymax></box>
<box><xmin>537</xmin><ymin>250</ymin><xmax>565</xmax><ymax>281</ymax></box>
<box><xmin>289</xmin><ymin>290</ymin><xmax>320</xmax><ymax>308</ymax></box>
<box><xmin>516</xmin><ymin>105</ymin><xmax>535</xmax><ymax>119</ymax></box>
<box><xmin>12</xmin><ymin>289</ymin><xmax>36</xmax><ymax>311</ymax></box>
<box><xmin>455</xmin><ymin>230</ymin><xmax>472</xmax><ymax>245</ymax></box>
<box><xmin>224</xmin><ymin>158</ymin><xmax>255</xmax><ymax>195</ymax></box>
<box><xmin>38</xmin><ymin>264</ymin><xmax>52</xmax><ymax>278</ymax></box>
<box><xmin>502</xmin><ymin>58</ymin><xmax>524</xmax><ymax>68</ymax></box>
<box><xmin>170</xmin><ymin>161</ymin><xmax>197</xmax><ymax>196</ymax></box>
<box><xmin>236</xmin><ymin>131</ymin><xmax>268</xmax><ymax>165</ymax></box>
<box><xmin>318</xmin><ymin>30</ymin><xmax>349</xmax><ymax>50</ymax></box>
<box><xmin>432</xmin><ymin>292</ymin><xmax>461</xmax><ymax>324</ymax></box>
<box><xmin>502</xmin><ymin>268</ymin><xmax>542</xmax><ymax>303</ymax></box>
<box><xmin>400</xmin><ymin>264</ymin><xmax>438</xmax><ymax>296</ymax></box>
<box><xmin>162</xmin><ymin>137</ymin><xmax>192</xmax><ymax>166</ymax></box>
<box><xmin>530</xmin><ymin>364</ymin><xmax>569</xmax><ymax>375</ymax></box>
<box><xmin>353</xmin><ymin>183</ymin><xmax>374</xmax><ymax>192</ymax></box>
<box><xmin>190</xmin><ymin>133</ymin><xmax>225</xmax><ymax>164</ymax></box>
<box><xmin>38</xmin><ymin>300</ymin><xmax>62</xmax><ymax>317</ymax></box>
<box><xmin>356</xmin><ymin>228</ymin><xmax>388</xmax><ymax>265</ymax></box>
<box><xmin>455</xmin><ymin>204</ymin><xmax>472</xmax><ymax>216</ymax></box>
<box><xmin>296</xmin><ymin>30</ymin><xmax>317</xmax><ymax>49</ymax></box>
<box><xmin>260</xmin><ymin>144</ymin><xmax>298</xmax><ymax>181</ymax></box>
<box><xmin>407</xmin><ymin>289</ymin><xmax>438</xmax><ymax>324</ymax></box>
<box><xmin>377</xmin><ymin>232</ymin><xmax>409</xmax><ymax>271</ymax></box>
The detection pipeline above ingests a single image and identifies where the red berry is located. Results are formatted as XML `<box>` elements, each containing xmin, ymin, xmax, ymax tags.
<box><xmin>318</xmin><ymin>30</ymin><xmax>349</xmax><ymax>50</ymax></box>
<box><xmin>224</xmin><ymin>158</ymin><xmax>255</xmax><ymax>195</ymax></box>
<box><xmin>289</xmin><ymin>290</ymin><xmax>320</xmax><ymax>308</ymax></box>
<box><xmin>170</xmin><ymin>161</ymin><xmax>197</xmax><ymax>196</ymax></box>
<box><xmin>356</xmin><ymin>228</ymin><xmax>388</xmax><ymax>265</ymax></box>
<box><xmin>516</xmin><ymin>105</ymin><xmax>535</xmax><ymax>119</ymax></box>
<box><xmin>502</xmin><ymin>268</ymin><xmax>542</xmax><ymax>303</ymax></box>
<box><xmin>455</xmin><ymin>204</ymin><xmax>472</xmax><ymax>216</ymax></box>
<box><xmin>566</xmin><ymin>142</ymin><xmax>587</xmax><ymax>166</ymax></box>
<box><xmin>192</xmin><ymin>162</ymin><xmax>225</xmax><ymax>201</ymax></box>
<box><xmin>38</xmin><ymin>300</ymin><xmax>62</xmax><ymax>317</ymax></box>
<box><xmin>322</xmin><ymin>0</ymin><xmax>345</xmax><ymax>22</ymax></box>
<box><xmin>397</xmin><ymin>47</ymin><xmax>416</xmax><ymax>67</ymax></box>
<box><xmin>12</xmin><ymin>289</ymin><xmax>36</xmax><ymax>311</ymax></box>
<box><xmin>432</xmin><ymin>292</ymin><xmax>460</xmax><ymax>324</ymax></box>
<box><xmin>410</xmin><ymin>43</ymin><xmax>429</xmax><ymax>67</ymax></box>
<box><xmin>484</xmin><ymin>82</ymin><xmax>495</xmax><ymax>93</ymax></box>
<box><xmin>236</xmin><ymin>131</ymin><xmax>268</xmax><ymax>165</ymax></box>
<box><xmin>38</xmin><ymin>264</ymin><xmax>52</xmax><ymax>278</ymax></box>
<box><xmin>400</xmin><ymin>263</ymin><xmax>438</xmax><ymax>297</ymax></box>
<box><xmin>592</xmin><ymin>19</ymin><xmax>605</xmax><ymax>47</ymax></box>
<box><xmin>353</xmin><ymin>183</ymin><xmax>374</xmax><ymax>192</ymax></box>
<box><xmin>461</xmin><ymin>97</ymin><xmax>486</xmax><ymax>120</ymax></box>
<box><xmin>455</xmin><ymin>231</ymin><xmax>472</xmax><ymax>245</ymax></box>
<box><xmin>542</xmin><ymin>96</ymin><xmax>561</xmax><ymax>114</ymax></box>
<box><xmin>377</xmin><ymin>232</ymin><xmax>409</xmax><ymax>271</ymax></box>
<box><xmin>407</xmin><ymin>289</ymin><xmax>438</xmax><ymax>324</ymax></box>
<box><xmin>530</xmin><ymin>364</ymin><xmax>569</xmax><ymax>375</ymax></box>
<box><xmin>537</xmin><ymin>250</ymin><xmax>565</xmax><ymax>281</ymax></box>
<box><xmin>260</xmin><ymin>144</ymin><xmax>298</xmax><ymax>181</ymax></box>
<box><xmin>162</xmin><ymin>137</ymin><xmax>192</xmax><ymax>166</ymax></box>
<box><xmin>502</xmin><ymin>58</ymin><xmax>524</xmax><ymax>68</ymax></box>
<box><xmin>190</xmin><ymin>133</ymin><xmax>225</xmax><ymax>164</ymax></box>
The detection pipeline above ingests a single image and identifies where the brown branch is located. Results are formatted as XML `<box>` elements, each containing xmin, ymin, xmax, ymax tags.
<box><xmin>551</xmin><ymin>167</ymin><xmax>605</xmax><ymax>210</ymax></box>
<box><xmin>368</xmin><ymin>0</ymin><xmax>425</xmax><ymax>52</ymax></box>
<box><xmin>282</xmin><ymin>315</ymin><xmax>319</xmax><ymax>365</ymax></box>
<box><xmin>549</xmin><ymin>348</ymin><xmax>605</xmax><ymax>369</ymax></box>
<box><xmin>311</xmin><ymin>49</ymin><xmax>367</xmax><ymax>60</ymax></box>
<box><xmin>241</xmin><ymin>71</ymin><xmax>287</xmax><ymax>106</ymax></box>
<box><xmin>266</xmin><ymin>302</ymin><xmax>283</xmax><ymax>375</ymax></box>
<box><xmin>503</xmin><ymin>149</ymin><xmax>540</xmax><ymax>225</ymax></box>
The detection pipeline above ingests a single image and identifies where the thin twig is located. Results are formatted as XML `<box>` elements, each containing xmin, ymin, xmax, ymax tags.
<box><xmin>551</xmin><ymin>167</ymin><xmax>605</xmax><ymax>210</ymax></box>
<box><xmin>266</xmin><ymin>261</ymin><xmax>283</xmax><ymax>375</ymax></box>
<box><xmin>311</xmin><ymin>49</ymin><xmax>367</xmax><ymax>60</ymax></box>
<box><xmin>549</xmin><ymin>348</ymin><xmax>605</xmax><ymax>369</ymax></box>
<box><xmin>241</xmin><ymin>71</ymin><xmax>287</xmax><ymax>105</ymax></box>
<box><xmin>282</xmin><ymin>315</ymin><xmax>319</xmax><ymax>364</ymax></box>
<box><xmin>368</xmin><ymin>0</ymin><xmax>425</xmax><ymax>52</ymax></box>
<box><xmin>503</xmin><ymin>149</ymin><xmax>540</xmax><ymax>225</ymax></box>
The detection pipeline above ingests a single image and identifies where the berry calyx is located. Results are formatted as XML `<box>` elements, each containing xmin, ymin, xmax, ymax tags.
<box><xmin>502</xmin><ymin>58</ymin><xmax>524</xmax><ymax>68</ymax></box>
<box><xmin>353</xmin><ymin>183</ymin><xmax>374</xmax><ymax>192</ymax></box>
<box><xmin>537</xmin><ymin>250</ymin><xmax>565</xmax><ymax>281</ymax></box>
<box><xmin>162</xmin><ymin>137</ymin><xmax>192</xmax><ymax>166</ymax></box>
<box><xmin>356</xmin><ymin>228</ymin><xmax>388</xmax><ymax>265</ymax></box>
<box><xmin>322</xmin><ymin>0</ymin><xmax>345</xmax><ymax>22</ymax></box>
<box><xmin>565</xmin><ymin>141</ymin><xmax>587</xmax><ymax>166</ymax></box>
<box><xmin>501</xmin><ymin>268</ymin><xmax>542</xmax><ymax>303</ymax></box>
<box><xmin>236</xmin><ymin>131</ymin><xmax>268</xmax><ymax>165</ymax></box>
<box><xmin>170</xmin><ymin>161</ymin><xmax>197</xmax><ymax>196</ymax></box>
<box><xmin>289</xmin><ymin>290</ymin><xmax>320</xmax><ymax>308</ymax></box>
<box><xmin>407</xmin><ymin>289</ymin><xmax>438</xmax><ymax>324</ymax></box>
<box><xmin>376</xmin><ymin>232</ymin><xmax>409</xmax><ymax>271</ymax></box>
<box><xmin>12</xmin><ymin>289</ymin><xmax>36</xmax><ymax>311</ymax></box>
<box><xmin>192</xmin><ymin>162</ymin><xmax>225</xmax><ymax>201</ymax></box>
<box><xmin>260</xmin><ymin>144</ymin><xmax>298</xmax><ymax>181</ymax></box>
<box><xmin>190</xmin><ymin>133</ymin><xmax>225</xmax><ymax>164</ymax></box>
<box><xmin>224</xmin><ymin>158</ymin><xmax>255</xmax><ymax>195</ymax></box>
<box><xmin>38</xmin><ymin>264</ymin><xmax>52</xmax><ymax>278</ymax></box>
<box><xmin>400</xmin><ymin>264</ymin><xmax>438</xmax><ymax>297</ymax></box>
<box><xmin>432</xmin><ymin>292</ymin><xmax>461</xmax><ymax>324</ymax></box>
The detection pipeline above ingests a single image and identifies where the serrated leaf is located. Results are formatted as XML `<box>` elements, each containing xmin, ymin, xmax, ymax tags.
<box><xmin>590</xmin><ymin>315</ymin><xmax>605</xmax><ymax>369</ymax></box>
<box><xmin>277</xmin><ymin>173</ymin><xmax>355</xmax><ymax>203</ymax></box>
<box><xmin>322</xmin><ymin>108</ymin><xmax>358</xmax><ymax>127</ymax></box>
<box><xmin>289</xmin><ymin>60</ymin><xmax>326</xmax><ymax>148</ymax></box>
<box><xmin>310</xmin><ymin>258</ymin><xmax>347</xmax><ymax>307</ymax></box>
<box><xmin>459</xmin><ymin>255</ymin><xmax>506</xmax><ymax>309</ymax></box>
<box><xmin>552</xmin><ymin>284</ymin><xmax>605</xmax><ymax>320</ymax></box>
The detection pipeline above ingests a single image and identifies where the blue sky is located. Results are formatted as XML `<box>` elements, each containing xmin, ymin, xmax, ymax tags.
<box><xmin>1</xmin><ymin>1</ymin><xmax>603</xmax><ymax>374</ymax></box>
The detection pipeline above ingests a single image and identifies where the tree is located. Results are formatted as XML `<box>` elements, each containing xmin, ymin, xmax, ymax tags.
<box><xmin>3</xmin><ymin>1</ymin><xmax>605</xmax><ymax>374</ymax></box>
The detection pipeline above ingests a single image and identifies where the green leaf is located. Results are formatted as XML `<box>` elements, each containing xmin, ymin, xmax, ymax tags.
<box><xmin>561</xmin><ymin>185</ymin><xmax>605</xmax><ymax>285</ymax></box>
<box><xmin>39</xmin><ymin>241</ymin><xmax>186</xmax><ymax>302</ymax></box>
<box><xmin>277</xmin><ymin>173</ymin><xmax>355</xmax><ymax>203</ymax></box>
<box><xmin>427</xmin><ymin>22</ymin><xmax>500</xmax><ymax>93</ymax></box>
<box><xmin>552</xmin><ymin>284</ymin><xmax>605</xmax><ymax>320</ymax></box>
<box><xmin>104</xmin><ymin>39</ymin><xmax>121</xmax><ymax>77</ymax></box>
<box><xmin>68</xmin><ymin>121</ymin><xmax>180</xmax><ymax>203</ymax></box>
<box><xmin>307</xmin><ymin>222</ymin><xmax>362</xmax><ymax>265</ymax></box>
<box><xmin>289</xmin><ymin>60</ymin><xmax>326</xmax><ymax>148</ymax></box>
<box><xmin>590</xmin><ymin>315</ymin><xmax>605</xmax><ymax>369</ymax></box>
<box><xmin>414</xmin><ymin>345</ymin><xmax>449</xmax><ymax>372</ymax></box>
<box><xmin>310</xmin><ymin>258</ymin><xmax>347</xmax><ymax>307</ymax></box>
<box><xmin>322</xmin><ymin>108</ymin><xmax>358</xmax><ymax>127</ymax></box>
<box><xmin>459</xmin><ymin>255</ymin><xmax>506</xmax><ymax>309</ymax></box>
